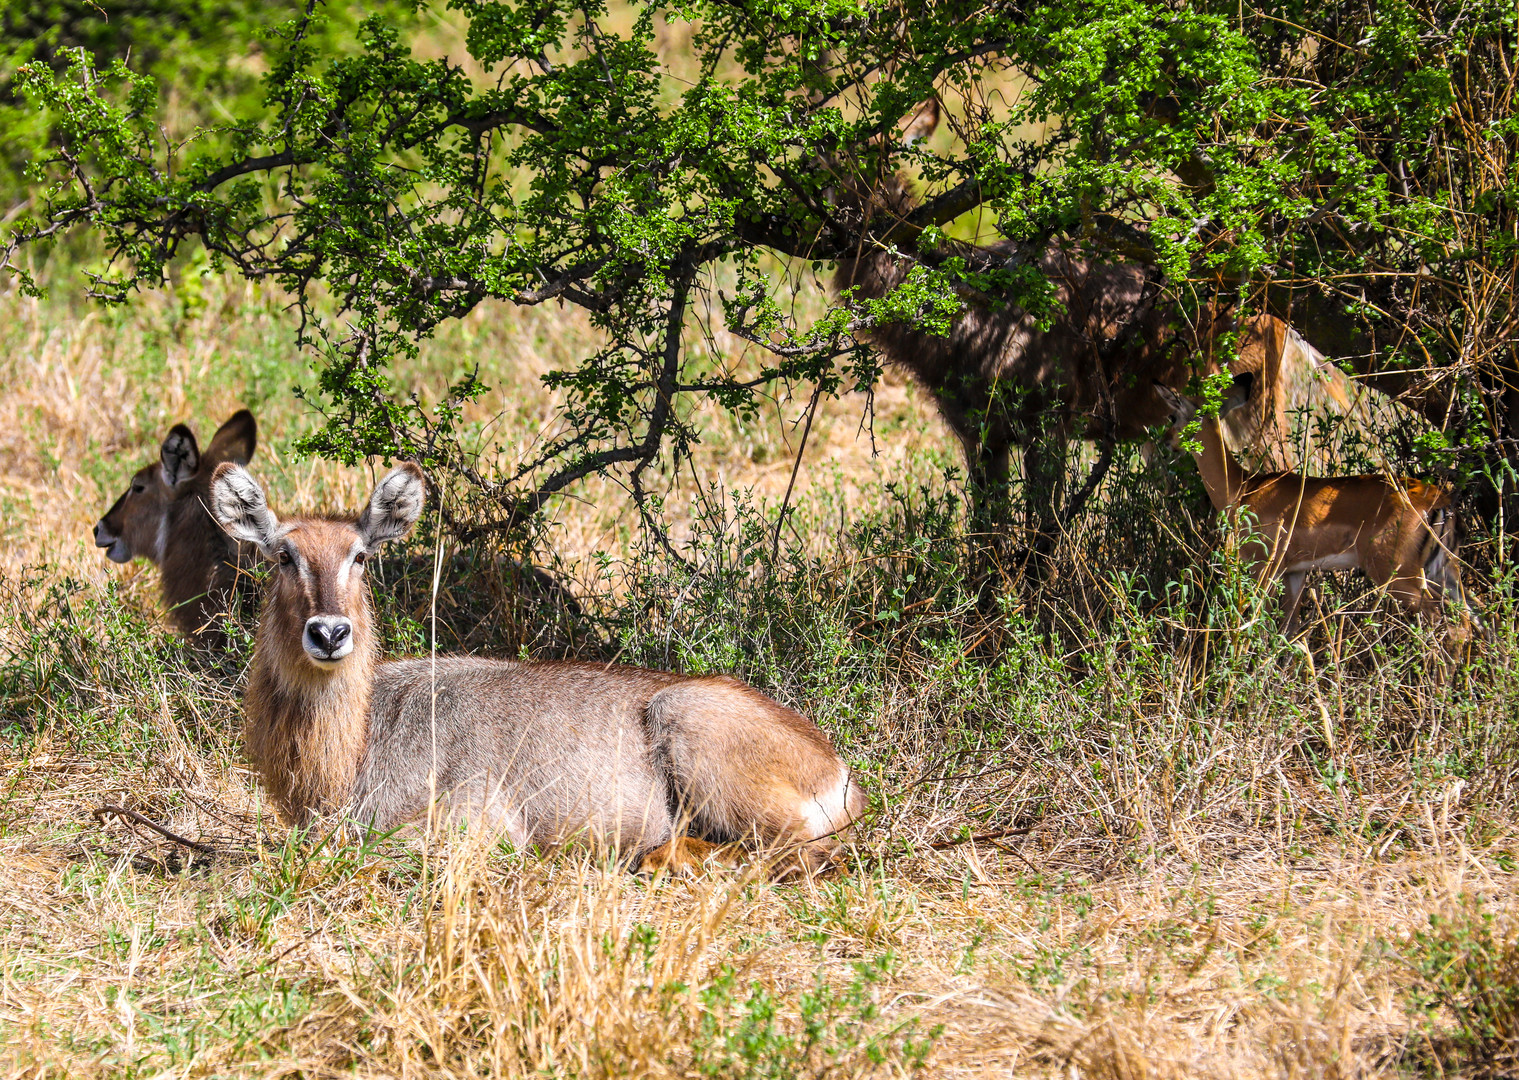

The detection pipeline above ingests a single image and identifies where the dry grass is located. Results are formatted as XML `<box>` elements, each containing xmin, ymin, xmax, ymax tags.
<box><xmin>0</xmin><ymin>276</ymin><xmax>1516</xmax><ymax>1078</ymax></box>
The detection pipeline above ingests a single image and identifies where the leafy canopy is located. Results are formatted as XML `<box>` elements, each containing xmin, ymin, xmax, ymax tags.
<box><xmin>4</xmin><ymin>0</ymin><xmax>1514</xmax><ymax>532</ymax></box>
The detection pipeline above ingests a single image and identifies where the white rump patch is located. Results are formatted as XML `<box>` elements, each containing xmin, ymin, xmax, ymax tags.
<box><xmin>802</xmin><ymin>766</ymin><xmax>854</xmax><ymax>840</ymax></box>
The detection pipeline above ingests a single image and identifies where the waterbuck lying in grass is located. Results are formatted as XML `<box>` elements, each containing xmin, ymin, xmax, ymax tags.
<box><xmin>1155</xmin><ymin>374</ymin><xmax>1467</xmax><ymax>640</ymax></box>
<box><xmin>208</xmin><ymin>461</ymin><xmax>865</xmax><ymax>874</ymax></box>
<box><xmin>94</xmin><ymin>410</ymin><xmax>257</xmax><ymax>642</ymax></box>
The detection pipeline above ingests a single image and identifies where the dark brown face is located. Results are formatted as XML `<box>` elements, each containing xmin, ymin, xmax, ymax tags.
<box><xmin>95</xmin><ymin>420</ymin><xmax>203</xmax><ymax>564</ymax></box>
<box><xmin>95</xmin><ymin>411</ymin><xmax>257</xmax><ymax>568</ymax></box>
<box><xmin>94</xmin><ymin>463</ymin><xmax>172</xmax><ymax>564</ymax></box>
<box><xmin>266</xmin><ymin>519</ymin><xmax>373</xmax><ymax>668</ymax></box>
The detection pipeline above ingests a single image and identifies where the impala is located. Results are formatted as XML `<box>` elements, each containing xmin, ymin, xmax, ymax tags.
<box><xmin>1154</xmin><ymin>375</ymin><xmax>1465</xmax><ymax>637</ymax></box>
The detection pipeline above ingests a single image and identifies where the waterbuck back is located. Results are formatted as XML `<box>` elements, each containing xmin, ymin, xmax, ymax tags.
<box><xmin>826</xmin><ymin>101</ymin><xmax>1194</xmax><ymax>537</ymax></box>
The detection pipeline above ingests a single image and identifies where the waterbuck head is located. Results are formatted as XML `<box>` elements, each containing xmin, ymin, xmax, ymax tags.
<box><xmin>823</xmin><ymin>99</ymin><xmax>940</xmax><ymax>230</ymax></box>
<box><xmin>1153</xmin><ymin>372</ymin><xmax>1254</xmax><ymax>450</ymax></box>
<box><xmin>209</xmin><ymin>462</ymin><xmax>425</xmax><ymax>673</ymax></box>
<box><xmin>94</xmin><ymin>410</ymin><xmax>257</xmax><ymax>563</ymax></box>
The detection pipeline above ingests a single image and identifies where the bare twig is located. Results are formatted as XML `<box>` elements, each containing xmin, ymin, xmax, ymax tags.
<box><xmin>772</xmin><ymin>384</ymin><xmax>823</xmax><ymax>562</ymax></box>
<box><xmin>928</xmin><ymin>825</ymin><xmax>1036</xmax><ymax>850</ymax></box>
<box><xmin>92</xmin><ymin>803</ymin><xmax>218</xmax><ymax>855</ymax></box>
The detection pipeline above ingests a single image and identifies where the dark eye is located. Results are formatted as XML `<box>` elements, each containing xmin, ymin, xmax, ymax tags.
<box><xmin>277</xmin><ymin>550</ymin><xmax>293</xmax><ymax>566</ymax></box>
<box><xmin>353</xmin><ymin>551</ymin><xmax>368</xmax><ymax>567</ymax></box>
<box><xmin>131</xmin><ymin>483</ymin><xmax>145</xmax><ymax>494</ymax></box>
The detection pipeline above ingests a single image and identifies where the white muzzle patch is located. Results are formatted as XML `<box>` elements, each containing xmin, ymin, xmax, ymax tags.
<box><xmin>303</xmin><ymin>615</ymin><xmax>355</xmax><ymax>665</ymax></box>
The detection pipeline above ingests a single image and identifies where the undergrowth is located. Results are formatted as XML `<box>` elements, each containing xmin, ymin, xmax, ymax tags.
<box><xmin>0</xmin><ymin>278</ymin><xmax>1516</xmax><ymax>1076</ymax></box>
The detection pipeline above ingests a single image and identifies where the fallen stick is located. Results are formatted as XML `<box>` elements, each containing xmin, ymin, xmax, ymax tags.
<box><xmin>92</xmin><ymin>803</ymin><xmax>217</xmax><ymax>855</ymax></box>
<box><xmin>928</xmin><ymin>825</ymin><xmax>1036</xmax><ymax>850</ymax></box>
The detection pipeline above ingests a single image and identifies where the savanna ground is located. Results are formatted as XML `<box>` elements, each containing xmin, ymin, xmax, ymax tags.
<box><xmin>0</xmin><ymin>268</ymin><xmax>1516</xmax><ymax>1079</ymax></box>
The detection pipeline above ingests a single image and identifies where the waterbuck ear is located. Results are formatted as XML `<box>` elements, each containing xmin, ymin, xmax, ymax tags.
<box><xmin>206</xmin><ymin>409</ymin><xmax>257</xmax><ymax>466</ymax></box>
<box><xmin>160</xmin><ymin>424</ymin><xmax>200</xmax><ymax>488</ymax></box>
<box><xmin>357</xmin><ymin>463</ymin><xmax>425</xmax><ymax>549</ymax></box>
<box><xmin>210</xmin><ymin>463</ymin><xmax>281</xmax><ymax>555</ymax></box>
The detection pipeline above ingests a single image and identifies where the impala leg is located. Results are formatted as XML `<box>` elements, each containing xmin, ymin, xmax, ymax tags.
<box><xmin>1385</xmin><ymin>574</ymin><xmax>1453</xmax><ymax>632</ymax></box>
<box><xmin>1380</xmin><ymin>575</ymin><xmax>1474</xmax><ymax>653</ymax></box>
<box><xmin>1281</xmin><ymin>571</ymin><xmax>1309</xmax><ymax>639</ymax></box>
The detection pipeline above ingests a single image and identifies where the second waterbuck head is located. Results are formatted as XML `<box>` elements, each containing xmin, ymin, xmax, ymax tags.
<box><xmin>95</xmin><ymin>409</ymin><xmax>257</xmax><ymax>640</ymax></box>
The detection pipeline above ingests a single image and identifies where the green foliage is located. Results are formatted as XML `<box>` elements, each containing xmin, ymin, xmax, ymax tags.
<box><xmin>1409</xmin><ymin>897</ymin><xmax>1519</xmax><ymax>1074</ymax></box>
<box><xmin>4</xmin><ymin>0</ymin><xmax>1514</xmax><ymax>530</ymax></box>
<box><xmin>0</xmin><ymin>2</ymin><xmax>408</xmax><ymax>206</ymax></box>
<box><xmin>693</xmin><ymin>954</ymin><xmax>936</xmax><ymax>1077</ymax></box>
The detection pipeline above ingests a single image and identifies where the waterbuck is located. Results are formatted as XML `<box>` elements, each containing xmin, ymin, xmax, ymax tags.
<box><xmin>208</xmin><ymin>461</ymin><xmax>865</xmax><ymax>873</ymax></box>
<box><xmin>1154</xmin><ymin>374</ymin><xmax>1466</xmax><ymax>638</ymax></box>
<box><xmin>828</xmin><ymin>100</ymin><xmax>1198</xmax><ymax>546</ymax></box>
<box><xmin>94</xmin><ymin>410</ymin><xmax>257</xmax><ymax>641</ymax></box>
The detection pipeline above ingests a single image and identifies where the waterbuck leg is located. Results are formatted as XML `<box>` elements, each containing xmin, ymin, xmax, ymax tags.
<box><xmin>1022</xmin><ymin>433</ymin><xmax>1068</xmax><ymax>579</ymax></box>
<box><xmin>1057</xmin><ymin>440</ymin><xmax>1115</xmax><ymax>531</ymax></box>
<box><xmin>644</xmin><ymin>679</ymin><xmax>863</xmax><ymax>876</ymax></box>
<box><xmin>963</xmin><ymin>439</ymin><xmax>1014</xmax><ymax>591</ymax></box>
<box><xmin>637</xmin><ymin>836</ymin><xmax>739</xmax><ymax>878</ymax></box>
<box><xmin>961</xmin><ymin>436</ymin><xmax>1012</xmax><ymax>530</ymax></box>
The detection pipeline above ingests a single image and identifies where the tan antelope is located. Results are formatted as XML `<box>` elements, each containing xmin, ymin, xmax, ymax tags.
<box><xmin>94</xmin><ymin>410</ymin><xmax>257</xmax><ymax>641</ymax></box>
<box><xmin>827</xmin><ymin>100</ymin><xmax>1199</xmax><ymax>540</ymax></box>
<box><xmin>1153</xmin><ymin>374</ymin><xmax>1466</xmax><ymax>638</ymax></box>
<box><xmin>208</xmin><ymin>462</ymin><xmax>865</xmax><ymax>873</ymax></box>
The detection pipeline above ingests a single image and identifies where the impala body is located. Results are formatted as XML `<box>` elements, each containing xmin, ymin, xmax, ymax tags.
<box><xmin>94</xmin><ymin>410</ymin><xmax>257</xmax><ymax>641</ymax></box>
<box><xmin>1155</xmin><ymin>375</ymin><xmax>1464</xmax><ymax>637</ymax></box>
<box><xmin>209</xmin><ymin>463</ymin><xmax>864</xmax><ymax>871</ymax></box>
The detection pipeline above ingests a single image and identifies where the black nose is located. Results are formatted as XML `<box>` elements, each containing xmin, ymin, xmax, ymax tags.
<box><xmin>93</xmin><ymin>521</ymin><xmax>111</xmax><ymax>546</ymax></box>
<box><xmin>305</xmin><ymin>619</ymin><xmax>351</xmax><ymax>653</ymax></box>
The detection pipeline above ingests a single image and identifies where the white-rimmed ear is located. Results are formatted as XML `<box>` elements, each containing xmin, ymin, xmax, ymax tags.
<box><xmin>160</xmin><ymin>424</ymin><xmax>200</xmax><ymax>488</ymax></box>
<box><xmin>356</xmin><ymin>463</ymin><xmax>425</xmax><ymax>549</ymax></box>
<box><xmin>210</xmin><ymin>462</ymin><xmax>281</xmax><ymax>556</ymax></box>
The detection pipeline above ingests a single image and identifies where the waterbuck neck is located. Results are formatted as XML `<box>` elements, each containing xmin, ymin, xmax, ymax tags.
<box><xmin>834</xmin><ymin>249</ymin><xmax>903</xmax><ymax>304</ymax></box>
<box><xmin>243</xmin><ymin>577</ymin><xmax>377</xmax><ymax>825</ymax></box>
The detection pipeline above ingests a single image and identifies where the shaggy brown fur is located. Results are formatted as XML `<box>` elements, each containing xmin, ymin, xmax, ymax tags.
<box><xmin>828</xmin><ymin>101</ymin><xmax>1206</xmax><ymax>534</ymax></box>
